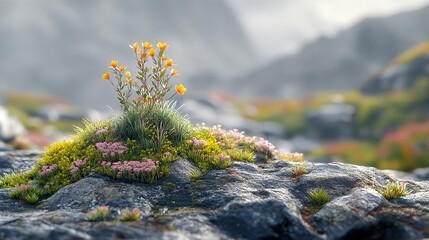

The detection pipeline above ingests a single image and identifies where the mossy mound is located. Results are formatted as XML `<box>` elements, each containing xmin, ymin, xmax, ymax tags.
<box><xmin>0</xmin><ymin>103</ymin><xmax>303</xmax><ymax>204</ymax></box>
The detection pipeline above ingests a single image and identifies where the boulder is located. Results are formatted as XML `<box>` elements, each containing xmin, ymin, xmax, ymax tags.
<box><xmin>0</xmin><ymin>151</ymin><xmax>429</xmax><ymax>239</ymax></box>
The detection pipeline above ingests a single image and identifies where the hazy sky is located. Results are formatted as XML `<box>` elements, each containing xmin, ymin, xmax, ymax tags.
<box><xmin>228</xmin><ymin>0</ymin><xmax>429</xmax><ymax>60</ymax></box>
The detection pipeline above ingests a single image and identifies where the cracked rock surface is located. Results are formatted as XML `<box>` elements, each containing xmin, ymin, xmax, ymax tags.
<box><xmin>1</xmin><ymin>152</ymin><xmax>429</xmax><ymax>239</ymax></box>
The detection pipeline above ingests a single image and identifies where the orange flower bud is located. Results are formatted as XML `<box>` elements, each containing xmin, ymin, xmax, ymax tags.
<box><xmin>175</xmin><ymin>84</ymin><xmax>186</xmax><ymax>95</ymax></box>
<box><xmin>119</xmin><ymin>65</ymin><xmax>126</xmax><ymax>71</ymax></box>
<box><xmin>141</xmin><ymin>52</ymin><xmax>147</xmax><ymax>60</ymax></box>
<box><xmin>171</xmin><ymin>69</ymin><xmax>179</xmax><ymax>76</ymax></box>
<box><xmin>102</xmin><ymin>71</ymin><xmax>110</xmax><ymax>80</ymax></box>
<box><xmin>110</xmin><ymin>60</ymin><xmax>118</xmax><ymax>68</ymax></box>
<box><xmin>125</xmin><ymin>71</ymin><xmax>131</xmax><ymax>78</ymax></box>
<box><xmin>157</xmin><ymin>42</ymin><xmax>168</xmax><ymax>51</ymax></box>
<box><xmin>143</xmin><ymin>42</ymin><xmax>152</xmax><ymax>49</ymax></box>
<box><xmin>164</xmin><ymin>59</ymin><xmax>173</xmax><ymax>68</ymax></box>
<box><xmin>161</xmin><ymin>54</ymin><xmax>167</xmax><ymax>61</ymax></box>
<box><xmin>148</xmin><ymin>48</ymin><xmax>156</xmax><ymax>57</ymax></box>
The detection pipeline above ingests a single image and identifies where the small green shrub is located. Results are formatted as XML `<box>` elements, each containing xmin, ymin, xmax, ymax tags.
<box><xmin>86</xmin><ymin>206</ymin><xmax>110</xmax><ymax>221</ymax></box>
<box><xmin>307</xmin><ymin>188</ymin><xmax>330</xmax><ymax>208</ymax></box>
<box><xmin>9</xmin><ymin>182</ymin><xmax>44</xmax><ymax>204</ymax></box>
<box><xmin>120</xmin><ymin>208</ymin><xmax>141</xmax><ymax>221</ymax></box>
<box><xmin>292</xmin><ymin>165</ymin><xmax>309</xmax><ymax>177</ymax></box>
<box><xmin>23</xmin><ymin>193</ymin><xmax>39</xmax><ymax>204</ymax></box>
<box><xmin>380</xmin><ymin>181</ymin><xmax>407</xmax><ymax>199</ymax></box>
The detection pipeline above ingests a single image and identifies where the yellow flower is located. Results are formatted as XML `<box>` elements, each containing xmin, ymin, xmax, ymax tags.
<box><xmin>119</xmin><ymin>65</ymin><xmax>126</xmax><ymax>71</ymax></box>
<box><xmin>124</xmin><ymin>78</ymin><xmax>133</xmax><ymax>84</ymax></box>
<box><xmin>102</xmin><ymin>71</ymin><xmax>110</xmax><ymax>80</ymax></box>
<box><xmin>161</xmin><ymin>54</ymin><xmax>167</xmax><ymax>61</ymax></box>
<box><xmin>164</xmin><ymin>59</ymin><xmax>173</xmax><ymax>68</ymax></box>
<box><xmin>175</xmin><ymin>84</ymin><xmax>186</xmax><ymax>95</ymax></box>
<box><xmin>148</xmin><ymin>48</ymin><xmax>156</xmax><ymax>57</ymax></box>
<box><xmin>110</xmin><ymin>60</ymin><xmax>118</xmax><ymax>68</ymax></box>
<box><xmin>157</xmin><ymin>42</ymin><xmax>168</xmax><ymax>50</ymax></box>
<box><xmin>125</xmin><ymin>71</ymin><xmax>131</xmax><ymax>78</ymax></box>
<box><xmin>143</xmin><ymin>42</ymin><xmax>152</xmax><ymax>49</ymax></box>
<box><xmin>132</xmin><ymin>42</ymin><xmax>140</xmax><ymax>52</ymax></box>
<box><xmin>171</xmin><ymin>69</ymin><xmax>179</xmax><ymax>76</ymax></box>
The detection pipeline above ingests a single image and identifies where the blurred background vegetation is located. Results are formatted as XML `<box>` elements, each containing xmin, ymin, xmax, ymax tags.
<box><xmin>1</xmin><ymin>0</ymin><xmax>429</xmax><ymax>171</ymax></box>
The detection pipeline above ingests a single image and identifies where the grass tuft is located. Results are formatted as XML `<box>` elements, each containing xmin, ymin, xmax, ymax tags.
<box><xmin>307</xmin><ymin>187</ymin><xmax>330</xmax><ymax>209</ymax></box>
<box><xmin>292</xmin><ymin>165</ymin><xmax>309</xmax><ymax>177</ymax></box>
<box><xmin>379</xmin><ymin>181</ymin><xmax>407</xmax><ymax>199</ymax></box>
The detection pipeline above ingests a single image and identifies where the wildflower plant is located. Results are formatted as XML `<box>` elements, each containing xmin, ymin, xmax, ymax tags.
<box><xmin>102</xmin><ymin>41</ymin><xmax>185</xmax><ymax>112</ymax></box>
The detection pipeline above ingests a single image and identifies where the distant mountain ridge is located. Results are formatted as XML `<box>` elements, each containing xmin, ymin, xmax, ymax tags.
<box><xmin>0</xmin><ymin>0</ymin><xmax>253</xmax><ymax>109</ymax></box>
<box><xmin>231</xmin><ymin>4</ymin><xmax>429</xmax><ymax>99</ymax></box>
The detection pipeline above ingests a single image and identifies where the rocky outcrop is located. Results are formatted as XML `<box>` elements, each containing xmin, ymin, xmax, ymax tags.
<box><xmin>1</xmin><ymin>152</ymin><xmax>429</xmax><ymax>239</ymax></box>
<box><xmin>361</xmin><ymin>54</ymin><xmax>429</xmax><ymax>95</ymax></box>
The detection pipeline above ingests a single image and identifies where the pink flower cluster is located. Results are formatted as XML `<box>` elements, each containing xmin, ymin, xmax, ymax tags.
<box><xmin>38</xmin><ymin>164</ymin><xmax>58</xmax><ymax>177</ymax></box>
<box><xmin>277</xmin><ymin>151</ymin><xmax>304</xmax><ymax>162</ymax></box>
<box><xmin>95</xmin><ymin>127</ymin><xmax>109</xmax><ymax>135</ymax></box>
<box><xmin>96</xmin><ymin>142</ymin><xmax>128</xmax><ymax>157</ymax></box>
<box><xmin>70</xmin><ymin>157</ymin><xmax>89</xmax><ymax>174</ymax></box>
<box><xmin>217</xmin><ymin>153</ymin><xmax>230</xmax><ymax>161</ymax></box>
<box><xmin>188</xmin><ymin>137</ymin><xmax>206</xmax><ymax>149</ymax></box>
<box><xmin>101</xmin><ymin>158</ymin><xmax>158</xmax><ymax>180</ymax></box>
<box><xmin>253</xmin><ymin>137</ymin><xmax>275</xmax><ymax>155</ymax></box>
<box><xmin>15</xmin><ymin>182</ymin><xmax>32</xmax><ymax>191</ymax></box>
<box><xmin>211</xmin><ymin>125</ymin><xmax>245</xmax><ymax>143</ymax></box>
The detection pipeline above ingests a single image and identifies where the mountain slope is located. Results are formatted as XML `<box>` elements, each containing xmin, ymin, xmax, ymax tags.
<box><xmin>0</xmin><ymin>0</ymin><xmax>253</xmax><ymax>109</ymax></box>
<box><xmin>231</xmin><ymin>4</ymin><xmax>429</xmax><ymax>99</ymax></box>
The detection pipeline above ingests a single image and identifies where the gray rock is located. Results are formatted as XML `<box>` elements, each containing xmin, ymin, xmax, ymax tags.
<box><xmin>0</xmin><ymin>141</ymin><xmax>12</xmax><ymax>152</ymax></box>
<box><xmin>41</xmin><ymin>176</ymin><xmax>157</xmax><ymax>213</ymax></box>
<box><xmin>164</xmin><ymin>158</ymin><xmax>198</xmax><ymax>184</ymax></box>
<box><xmin>1</xmin><ymin>151</ymin><xmax>429</xmax><ymax>239</ymax></box>
<box><xmin>0</xmin><ymin>106</ymin><xmax>26</xmax><ymax>142</ymax></box>
<box><xmin>312</xmin><ymin>188</ymin><xmax>385</xmax><ymax>239</ymax></box>
<box><xmin>0</xmin><ymin>150</ymin><xmax>42</xmax><ymax>176</ymax></box>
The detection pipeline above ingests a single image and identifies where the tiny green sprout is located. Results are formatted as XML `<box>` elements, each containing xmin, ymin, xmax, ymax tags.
<box><xmin>292</xmin><ymin>165</ymin><xmax>309</xmax><ymax>177</ymax></box>
<box><xmin>380</xmin><ymin>181</ymin><xmax>407</xmax><ymax>199</ymax></box>
<box><xmin>120</xmin><ymin>208</ymin><xmax>141</xmax><ymax>221</ymax></box>
<box><xmin>307</xmin><ymin>187</ymin><xmax>330</xmax><ymax>209</ymax></box>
